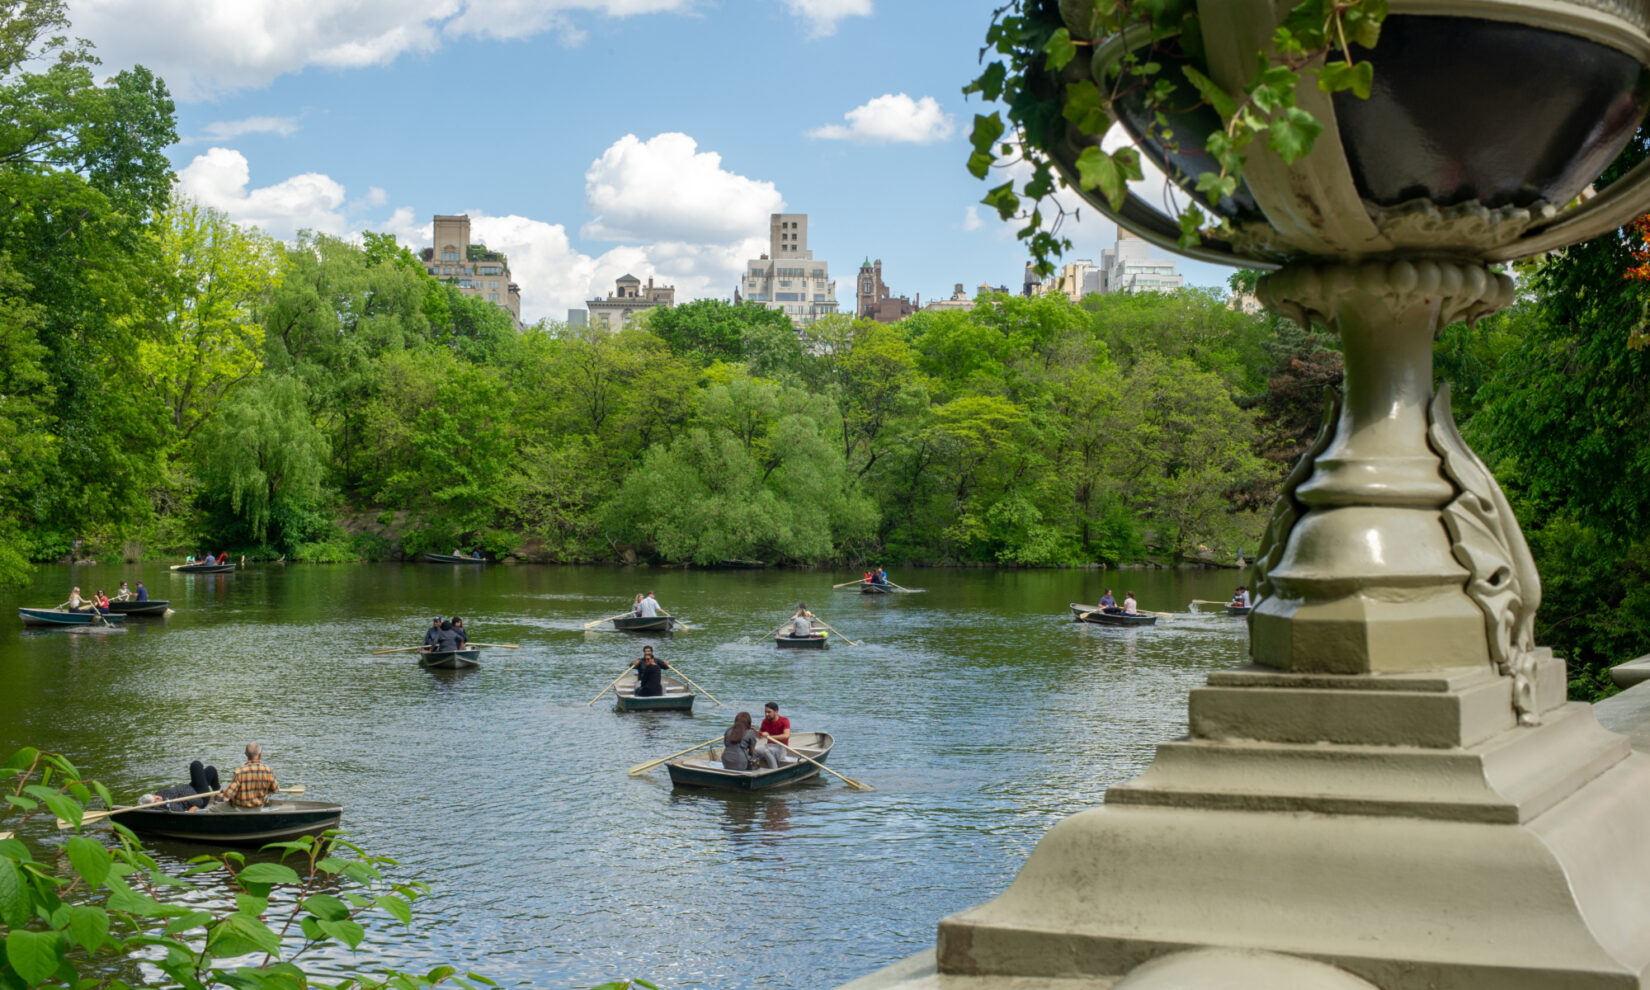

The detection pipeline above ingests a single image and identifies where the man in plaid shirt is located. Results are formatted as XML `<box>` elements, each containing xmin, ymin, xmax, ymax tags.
<box><xmin>221</xmin><ymin>742</ymin><xmax>278</xmax><ymax>808</ymax></box>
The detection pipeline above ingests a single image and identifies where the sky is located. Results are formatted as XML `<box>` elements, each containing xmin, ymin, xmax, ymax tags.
<box><xmin>68</xmin><ymin>0</ymin><xmax>1240</xmax><ymax>325</ymax></box>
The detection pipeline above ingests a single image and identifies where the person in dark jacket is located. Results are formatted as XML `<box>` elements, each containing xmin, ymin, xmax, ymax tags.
<box><xmin>134</xmin><ymin>582</ymin><xmax>149</xmax><ymax>602</ymax></box>
<box><xmin>434</xmin><ymin>620</ymin><xmax>463</xmax><ymax>652</ymax></box>
<box><xmin>423</xmin><ymin>617</ymin><xmax>442</xmax><ymax>648</ymax></box>
<box><xmin>634</xmin><ymin>646</ymin><xmax>670</xmax><ymax>697</ymax></box>
<box><xmin>452</xmin><ymin>617</ymin><xmax>468</xmax><ymax>645</ymax></box>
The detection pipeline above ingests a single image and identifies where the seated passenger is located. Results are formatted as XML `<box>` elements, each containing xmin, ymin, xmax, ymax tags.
<box><xmin>1122</xmin><ymin>592</ymin><xmax>1140</xmax><ymax>616</ymax></box>
<box><xmin>721</xmin><ymin>712</ymin><xmax>759</xmax><ymax>771</ymax></box>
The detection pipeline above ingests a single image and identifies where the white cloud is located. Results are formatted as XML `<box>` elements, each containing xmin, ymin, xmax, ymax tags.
<box><xmin>809</xmin><ymin>93</ymin><xmax>954</xmax><ymax>144</ymax></box>
<box><xmin>581</xmin><ymin>132</ymin><xmax>784</xmax><ymax>244</ymax></box>
<box><xmin>962</xmin><ymin>205</ymin><xmax>983</xmax><ymax>232</ymax></box>
<box><xmin>174</xmin><ymin>130</ymin><xmax>791</xmax><ymax>325</ymax></box>
<box><xmin>184</xmin><ymin>115</ymin><xmax>300</xmax><ymax>144</ymax></box>
<box><xmin>782</xmin><ymin>0</ymin><xmax>870</xmax><ymax>37</ymax></box>
<box><xmin>175</xmin><ymin>147</ymin><xmax>349</xmax><ymax>240</ymax></box>
<box><xmin>69</xmin><ymin>0</ymin><xmax>848</xmax><ymax>100</ymax></box>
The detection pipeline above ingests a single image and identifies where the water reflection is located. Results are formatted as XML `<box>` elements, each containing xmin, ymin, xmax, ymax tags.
<box><xmin>0</xmin><ymin>563</ymin><xmax>1250</xmax><ymax>989</ymax></box>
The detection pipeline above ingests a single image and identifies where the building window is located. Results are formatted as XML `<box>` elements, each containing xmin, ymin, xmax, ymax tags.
<box><xmin>862</xmin><ymin>280</ymin><xmax>872</xmax><ymax>292</ymax></box>
<box><xmin>441</xmin><ymin>249</ymin><xmax>459</xmax><ymax>262</ymax></box>
<box><xmin>489</xmin><ymin>293</ymin><xmax>498</xmax><ymax>302</ymax></box>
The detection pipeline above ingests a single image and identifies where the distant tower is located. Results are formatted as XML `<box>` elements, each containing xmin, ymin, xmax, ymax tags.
<box><xmin>1022</xmin><ymin>261</ymin><xmax>1039</xmax><ymax>297</ymax></box>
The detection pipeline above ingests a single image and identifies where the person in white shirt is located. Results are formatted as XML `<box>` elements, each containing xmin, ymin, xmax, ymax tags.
<box><xmin>637</xmin><ymin>592</ymin><xmax>661</xmax><ymax>618</ymax></box>
<box><xmin>1122</xmin><ymin>592</ymin><xmax>1140</xmax><ymax>616</ymax></box>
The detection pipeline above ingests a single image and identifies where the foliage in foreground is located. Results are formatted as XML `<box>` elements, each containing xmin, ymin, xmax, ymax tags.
<box><xmin>0</xmin><ymin>746</ymin><xmax>643</xmax><ymax>990</ymax></box>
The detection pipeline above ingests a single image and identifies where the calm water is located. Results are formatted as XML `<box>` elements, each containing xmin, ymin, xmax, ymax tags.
<box><xmin>0</xmin><ymin>564</ymin><xmax>1250</xmax><ymax>989</ymax></box>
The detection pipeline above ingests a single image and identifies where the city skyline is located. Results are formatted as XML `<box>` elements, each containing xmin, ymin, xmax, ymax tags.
<box><xmin>72</xmin><ymin>0</ymin><xmax>1241</xmax><ymax>324</ymax></box>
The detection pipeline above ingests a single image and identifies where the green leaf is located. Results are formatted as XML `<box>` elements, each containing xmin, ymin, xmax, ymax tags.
<box><xmin>1061</xmin><ymin>80</ymin><xmax>1111</xmax><ymax>135</ymax></box>
<box><xmin>236</xmin><ymin>862</ymin><xmax>300</xmax><ymax>886</ymax></box>
<box><xmin>969</xmin><ymin>113</ymin><xmax>1005</xmax><ymax>154</ymax></box>
<box><xmin>636</xmin><ymin>981</ymin><xmax>660</xmax><ymax>990</ymax></box>
<box><xmin>298</xmin><ymin>916</ymin><xmax>325</xmax><ymax>942</ymax></box>
<box><xmin>5</xmin><ymin>930</ymin><xmax>64</xmax><ymax>983</ymax></box>
<box><xmin>64</xmin><ymin>836</ymin><xmax>110</xmax><ymax>887</ymax></box>
<box><xmin>1318</xmin><ymin>60</ymin><xmax>1375</xmax><ymax>100</ymax></box>
<box><xmin>207</xmin><ymin>914</ymin><xmax>282</xmax><ymax>959</ymax></box>
<box><xmin>0</xmin><ymin>859</ymin><xmax>29</xmax><ymax>928</ymax></box>
<box><xmin>1177</xmin><ymin>204</ymin><xmax>1207</xmax><ymax>249</ymax></box>
<box><xmin>1180</xmin><ymin>64</ymin><xmax>1236</xmax><ymax>119</ymax></box>
<box><xmin>1267</xmin><ymin>106</ymin><xmax>1323</xmax><ymax>162</ymax></box>
<box><xmin>1074</xmin><ymin>147</ymin><xmax>1128</xmax><ymax>209</ymax></box>
<box><xmin>235</xmin><ymin>892</ymin><xmax>269</xmax><ymax>916</ymax></box>
<box><xmin>375</xmin><ymin>895</ymin><xmax>412</xmax><ymax>926</ymax></box>
<box><xmin>67</xmin><ymin>905</ymin><xmax>109</xmax><ymax>952</ymax></box>
<box><xmin>23</xmin><ymin>786</ymin><xmax>80</xmax><ymax>828</ymax></box>
<box><xmin>3</xmin><ymin>796</ymin><xmax>37</xmax><ymax>812</ymax></box>
<box><xmin>967</xmin><ymin>150</ymin><xmax>994</xmax><ymax>180</ymax></box>
<box><xmin>426</xmin><ymin>966</ymin><xmax>455</xmax><ymax>983</ymax></box>
<box><xmin>162</xmin><ymin>909</ymin><xmax>213</xmax><ymax>934</ymax></box>
<box><xmin>302</xmin><ymin>894</ymin><xmax>350</xmax><ymax>922</ymax></box>
<box><xmin>3</xmin><ymin>749</ymin><xmax>39</xmax><ymax>772</ymax></box>
<box><xmin>982</xmin><ymin>182</ymin><xmax>1020</xmax><ymax>221</ymax></box>
<box><xmin>1043</xmin><ymin>27</ymin><xmax>1077</xmax><ymax>71</ymax></box>
<box><xmin>964</xmin><ymin>60</ymin><xmax>1008</xmax><ymax>101</ymax></box>
<box><xmin>466</xmin><ymin>973</ymin><xmax>499</xmax><ymax>987</ymax></box>
<box><xmin>317</xmin><ymin>918</ymin><xmax>365</xmax><ymax>950</ymax></box>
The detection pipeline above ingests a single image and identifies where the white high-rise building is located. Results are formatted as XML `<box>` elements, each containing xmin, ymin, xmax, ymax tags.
<box><xmin>741</xmin><ymin>214</ymin><xmax>838</xmax><ymax>328</ymax></box>
<box><xmin>1098</xmin><ymin>229</ymin><xmax>1184</xmax><ymax>294</ymax></box>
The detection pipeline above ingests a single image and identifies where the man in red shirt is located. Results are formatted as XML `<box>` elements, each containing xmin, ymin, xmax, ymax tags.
<box><xmin>756</xmin><ymin>701</ymin><xmax>792</xmax><ymax>768</ymax></box>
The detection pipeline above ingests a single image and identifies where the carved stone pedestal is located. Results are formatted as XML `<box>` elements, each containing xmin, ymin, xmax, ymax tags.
<box><xmin>837</xmin><ymin>258</ymin><xmax>1650</xmax><ymax>989</ymax></box>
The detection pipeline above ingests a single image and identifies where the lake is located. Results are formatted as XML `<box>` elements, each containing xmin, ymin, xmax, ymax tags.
<box><xmin>0</xmin><ymin>563</ymin><xmax>1251</xmax><ymax>989</ymax></box>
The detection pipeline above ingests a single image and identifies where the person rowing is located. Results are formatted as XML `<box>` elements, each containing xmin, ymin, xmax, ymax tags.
<box><xmin>634</xmin><ymin>646</ymin><xmax>671</xmax><ymax>697</ymax></box>
<box><xmin>788</xmin><ymin>603</ymin><xmax>815</xmax><ymax>638</ymax></box>
<box><xmin>423</xmin><ymin>617</ymin><xmax>442</xmax><ymax>649</ymax></box>
<box><xmin>218</xmin><ymin>743</ymin><xmax>278</xmax><ymax>809</ymax></box>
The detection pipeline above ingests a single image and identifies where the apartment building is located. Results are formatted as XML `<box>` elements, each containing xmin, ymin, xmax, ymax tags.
<box><xmin>419</xmin><ymin>214</ymin><xmax>523</xmax><ymax>327</ymax></box>
<box><xmin>741</xmin><ymin>214</ymin><xmax>839</xmax><ymax>328</ymax></box>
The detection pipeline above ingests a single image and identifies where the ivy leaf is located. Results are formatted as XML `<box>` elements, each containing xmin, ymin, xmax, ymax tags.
<box><xmin>1111</xmin><ymin>146</ymin><xmax>1144</xmax><ymax>183</ymax></box>
<box><xmin>969</xmin><ymin>113</ymin><xmax>1005</xmax><ymax>154</ymax></box>
<box><xmin>1075</xmin><ymin>147</ymin><xmax>1128</xmax><ymax>209</ymax></box>
<box><xmin>1195</xmin><ymin>171</ymin><xmax>1240</xmax><ymax>204</ymax></box>
<box><xmin>1318</xmin><ymin>60</ymin><xmax>1374</xmax><ymax>100</ymax></box>
<box><xmin>964</xmin><ymin>60</ymin><xmax>1008</xmax><ymax>101</ymax></box>
<box><xmin>1268</xmin><ymin>106</ymin><xmax>1323</xmax><ymax>162</ymax></box>
<box><xmin>1177</xmin><ymin>203</ymin><xmax>1207</xmax><ymax>249</ymax></box>
<box><xmin>1061</xmin><ymin>80</ymin><xmax>1111</xmax><ymax>134</ymax></box>
<box><xmin>65</xmin><ymin>836</ymin><xmax>110</xmax><ymax>887</ymax></box>
<box><xmin>1043</xmin><ymin>27</ymin><xmax>1077</xmax><ymax>71</ymax></box>
<box><xmin>1180</xmin><ymin>65</ymin><xmax>1236</xmax><ymax>119</ymax></box>
<box><xmin>967</xmin><ymin>150</ymin><xmax>994</xmax><ymax>180</ymax></box>
<box><xmin>5</xmin><ymin>929</ymin><xmax>64</xmax><ymax>984</ymax></box>
<box><xmin>982</xmin><ymin>182</ymin><xmax>1020</xmax><ymax>221</ymax></box>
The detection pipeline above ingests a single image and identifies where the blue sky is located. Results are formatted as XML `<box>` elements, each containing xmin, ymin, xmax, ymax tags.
<box><xmin>72</xmin><ymin>0</ymin><xmax>1238</xmax><ymax>323</ymax></box>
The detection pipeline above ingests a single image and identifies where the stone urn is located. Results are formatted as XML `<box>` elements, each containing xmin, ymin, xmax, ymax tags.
<box><xmin>866</xmin><ymin>4</ymin><xmax>1650</xmax><ymax>989</ymax></box>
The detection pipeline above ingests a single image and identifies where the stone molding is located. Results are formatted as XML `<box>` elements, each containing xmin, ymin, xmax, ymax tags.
<box><xmin>1256</xmin><ymin>259</ymin><xmax>1517</xmax><ymax>335</ymax></box>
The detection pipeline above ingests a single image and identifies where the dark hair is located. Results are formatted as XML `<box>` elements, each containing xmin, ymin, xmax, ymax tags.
<box><xmin>727</xmin><ymin>711</ymin><xmax>753</xmax><ymax>744</ymax></box>
<box><xmin>642</xmin><ymin>645</ymin><xmax>654</xmax><ymax>655</ymax></box>
<box><xmin>440</xmin><ymin>620</ymin><xmax>452</xmax><ymax>630</ymax></box>
<box><xmin>452</xmin><ymin>616</ymin><xmax>463</xmax><ymax>625</ymax></box>
<box><xmin>764</xmin><ymin>701</ymin><xmax>779</xmax><ymax>712</ymax></box>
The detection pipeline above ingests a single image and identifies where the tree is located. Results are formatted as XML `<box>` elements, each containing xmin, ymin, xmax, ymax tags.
<box><xmin>194</xmin><ymin>375</ymin><xmax>329</xmax><ymax>549</ymax></box>
<box><xmin>130</xmin><ymin>196</ymin><xmax>284</xmax><ymax>446</ymax></box>
<box><xmin>642</xmin><ymin>298</ymin><xmax>795</xmax><ymax>364</ymax></box>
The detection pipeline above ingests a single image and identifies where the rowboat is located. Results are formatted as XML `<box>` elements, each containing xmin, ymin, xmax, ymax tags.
<box><xmin>860</xmin><ymin>582</ymin><xmax>893</xmax><ymax>594</ymax></box>
<box><xmin>171</xmin><ymin>562</ymin><xmax>235</xmax><ymax>574</ymax></box>
<box><xmin>117</xmin><ymin>800</ymin><xmax>341</xmax><ymax>847</ymax></box>
<box><xmin>419</xmin><ymin>647</ymin><xmax>480</xmax><ymax>669</ymax></box>
<box><xmin>667</xmin><ymin>732</ymin><xmax>834</xmax><ymax>791</ymax></box>
<box><xmin>1069</xmin><ymin>603</ymin><xmax>1157</xmax><ymax>627</ymax></box>
<box><xmin>106</xmin><ymin>600</ymin><xmax>170</xmax><ymax>617</ymax></box>
<box><xmin>1226</xmin><ymin>604</ymin><xmax>1253</xmax><ymax>617</ymax></box>
<box><xmin>776</xmin><ymin>633</ymin><xmax>829</xmax><ymax>650</ymax></box>
<box><xmin>421</xmin><ymin>552</ymin><xmax>486</xmax><ymax>564</ymax></box>
<box><xmin>611</xmin><ymin>615</ymin><xmax>677</xmax><ymax>632</ymax></box>
<box><xmin>18</xmin><ymin>608</ymin><xmax>126</xmax><ymax>627</ymax></box>
<box><xmin>613</xmin><ymin>671</ymin><xmax>695</xmax><ymax>712</ymax></box>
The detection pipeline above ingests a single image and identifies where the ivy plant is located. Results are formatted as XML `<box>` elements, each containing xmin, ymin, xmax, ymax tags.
<box><xmin>965</xmin><ymin>0</ymin><xmax>1389</xmax><ymax>272</ymax></box>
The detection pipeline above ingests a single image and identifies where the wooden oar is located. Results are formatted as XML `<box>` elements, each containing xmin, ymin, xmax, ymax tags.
<box><xmin>628</xmin><ymin>736</ymin><xmax>724</xmax><ymax>776</ymax></box>
<box><xmin>770</xmin><ymin>738</ymin><xmax>874</xmax><ymax>791</ymax></box>
<box><xmin>658</xmin><ymin>609</ymin><xmax>691</xmax><ymax>631</ymax></box>
<box><xmin>811</xmin><ymin>617</ymin><xmax>859</xmax><ymax>646</ymax></box>
<box><xmin>589</xmin><ymin>662</ymin><xmax>641</xmax><ymax>706</ymax></box>
<box><xmin>888</xmin><ymin>582</ymin><xmax>917</xmax><ymax>593</ymax></box>
<box><xmin>371</xmin><ymin>645</ymin><xmax>429</xmax><ymax>655</ymax></box>
<box><xmin>661</xmin><ymin>662</ymin><xmax>722</xmax><ymax>706</ymax></box>
<box><xmin>831</xmin><ymin>580</ymin><xmax>864</xmax><ymax>588</ymax></box>
<box><xmin>63</xmin><ymin>785</ymin><xmax>307</xmax><ymax>828</ymax></box>
<box><xmin>584</xmin><ymin>611</ymin><xmax>635</xmax><ymax>629</ymax></box>
<box><xmin>1190</xmin><ymin>599</ymin><xmax>1231</xmax><ymax>606</ymax></box>
<box><xmin>466</xmin><ymin>642</ymin><xmax>519</xmax><ymax>649</ymax></box>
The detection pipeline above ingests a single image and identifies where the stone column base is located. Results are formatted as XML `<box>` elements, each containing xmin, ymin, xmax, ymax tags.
<box><xmin>924</xmin><ymin>746</ymin><xmax>1650</xmax><ymax>988</ymax></box>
